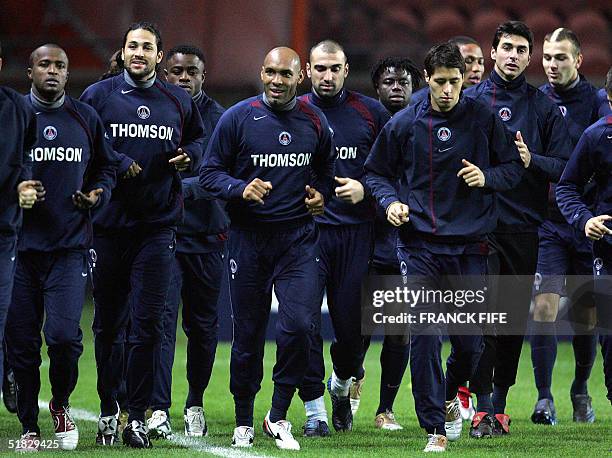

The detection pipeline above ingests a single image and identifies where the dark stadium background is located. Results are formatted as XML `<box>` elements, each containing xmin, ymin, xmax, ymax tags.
<box><xmin>1</xmin><ymin>0</ymin><xmax>610</xmax><ymax>340</ymax></box>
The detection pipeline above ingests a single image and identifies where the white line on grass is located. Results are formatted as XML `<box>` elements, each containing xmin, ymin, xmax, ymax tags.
<box><xmin>38</xmin><ymin>401</ymin><xmax>269</xmax><ymax>458</ymax></box>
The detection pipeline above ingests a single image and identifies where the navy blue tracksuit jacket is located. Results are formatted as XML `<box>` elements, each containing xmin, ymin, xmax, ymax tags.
<box><xmin>80</xmin><ymin>71</ymin><xmax>205</xmax><ymax>231</ymax></box>
<box><xmin>0</xmin><ymin>86</ymin><xmax>37</xmax><ymax>389</ymax></box>
<box><xmin>366</xmin><ymin>95</ymin><xmax>523</xmax><ymax>243</ymax></box>
<box><xmin>464</xmin><ymin>70</ymin><xmax>572</xmax><ymax>232</ymax></box>
<box><xmin>199</xmin><ymin>94</ymin><xmax>335</xmax><ymax>424</ymax></box>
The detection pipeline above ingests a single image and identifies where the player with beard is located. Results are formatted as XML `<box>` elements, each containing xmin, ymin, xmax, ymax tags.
<box><xmin>81</xmin><ymin>22</ymin><xmax>205</xmax><ymax>448</ymax></box>
<box><xmin>297</xmin><ymin>40</ymin><xmax>390</xmax><ymax>435</ymax></box>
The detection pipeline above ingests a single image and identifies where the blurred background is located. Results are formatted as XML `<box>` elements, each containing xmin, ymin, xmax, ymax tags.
<box><xmin>1</xmin><ymin>0</ymin><xmax>610</xmax><ymax>105</ymax></box>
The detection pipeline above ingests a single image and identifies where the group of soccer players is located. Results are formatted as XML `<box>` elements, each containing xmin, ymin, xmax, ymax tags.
<box><xmin>0</xmin><ymin>17</ymin><xmax>610</xmax><ymax>454</ymax></box>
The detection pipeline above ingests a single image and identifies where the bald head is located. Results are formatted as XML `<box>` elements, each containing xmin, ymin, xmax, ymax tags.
<box><xmin>263</xmin><ymin>47</ymin><xmax>301</xmax><ymax>73</ymax></box>
<box><xmin>261</xmin><ymin>46</ymin><xmax>304</xmax><ymax>109</ymax></box>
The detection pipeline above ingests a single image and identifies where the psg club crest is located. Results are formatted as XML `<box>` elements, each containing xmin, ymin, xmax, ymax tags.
<box><xmin>43</xmin><ymin>125</ymin><xmax>57</xmax><ymax>141</ymax></box>
<box><xmin>559</xmin><ymin>106</ymin><xmax>567</xmax><ymax>117</ymax></box>
<box><xmin>278</xmin><ymin>131</ymin><xmax>292</xmax><ymax>146</ymax></box>
<box><xmin>437</xmin><ymin>127</ymin><xmax>451</xmax><ymax>142</ymax></box>
<box><xmin>137</xmin><ymin>105</ymin><xmax>151</xmax><ymax>120</ymax></box>
<box><xmin>498</xmin><ymin>107</ymin><xmax>512</xmax><ymax>122</ymax></box>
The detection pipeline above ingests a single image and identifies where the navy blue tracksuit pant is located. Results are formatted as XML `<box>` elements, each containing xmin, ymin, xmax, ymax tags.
<box><xmin>92</xmin><ymin>227</ymin><xmax>175</xmax><ymax>421</ymax></box>
<box><xmin>299</xmin><ymin>223</ymin><xmax>373</xmax><ymax>402</ymax></box>
<box><xmin>398</xmin><ymin>245</ymin><xmax>485</xmax><ymax>435</ymax></box>
<box><xmin>0</xmin><ymin>237</ymin><xmax>17</xmax><ymax>389</ymax></box>
<box><xmin>593</xmin><ymin>241</ymin><xmax>612</xmax><ymax>402</ymax></box>
<box><xmin>6</xmin><ymin>250</ymin><xmax>87</xmax><ymax>432</ymax></box>
<box><xmin>228</xmin><ymin>222</ymin><xmax>321</xmax><ymax>426</ymax></box>
<box><xmin>151</xmin><ymin>251</ymin><xmax>223</xmax><ymax>411</ymax></box>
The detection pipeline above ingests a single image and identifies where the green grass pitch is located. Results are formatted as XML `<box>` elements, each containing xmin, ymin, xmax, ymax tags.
<box><xmin>0</xmin><ymin>303</ymin><xmax>609</xmax><ymax>456</ymax></box>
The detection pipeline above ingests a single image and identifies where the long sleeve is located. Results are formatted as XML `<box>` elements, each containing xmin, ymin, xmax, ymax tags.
<box><xmin>529</xmin><ymin>104</ymin><xmax>571</xmax><ymax>181</ymax></box>
<box><xmin>83</xmin><ymin>114</ymin><xmax>121</xmax><ymax>208</ymax></box>
<box><xmin>199</xmin><ymin>112</ymin><xmax>248</xmax><ymax>201</ymax></box>
<box><xmin>556</xmin><ymin>132</ymin><xmax>595</xmax><ymax>232</ymax></box>
<box><xmin>310</xmin><ymin>119</ymin><xmax>336</xmax><ymax>202</ymax></box>
<box><xmin>365</xmin><ymin>122</ymin><xmax>403</xmax><ymax>212</ymax></box>
<box><xmin>482</xmin><ymin>114</ymin><xmax>524</xmax><ymax>192</ymax></box>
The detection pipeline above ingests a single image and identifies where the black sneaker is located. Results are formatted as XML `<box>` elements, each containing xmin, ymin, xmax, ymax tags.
<box><xmin>327</xmin><ymin>377</ymin><xmax>352</xmax><ymax>432</ymax></box>
<box><xmin>122</xmin><ymin>420</ymin><xmax>151</xmax><ymax>448</ymax></box>
<box><xmin>303</xmin><ymin>419</ymin><xmax>331</xmax><ymax>437</ymax></box>
<box><xmin>2</xmin><ymin>369</ymin><xmax>17</xmax><ymax>413</ymax></box>
<box><xmin>571</xmin><ymin>394</ymin><xmax>595</xmax><ymax>423</ymax></box>
<box><xmin>469</xmin><ymin>412</ymin><xmax>494</xmax><ymax>439</ymax></box>
<box><xmin>531</xmin><ymin>398</ymin><xmax>557</xmax><ymax>425</ymax></box>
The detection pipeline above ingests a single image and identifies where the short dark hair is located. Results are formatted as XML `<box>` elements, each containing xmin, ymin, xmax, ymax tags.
<box><xmin>371</xmin><ymin>56</ymin><xmax>423</xmax><ymax>90</ymax></box>
<box><xmin>448</xmin><ymin>36</ymin><xmax>480</xmax><ymax>47</ymax></box>
<box><xmin>309</xmin><ymin>39</ymin><xmax>345</xmax><ymax>62</ymax></box>
<box><xmin>28</xmin><ymin>43</ymin><xmax>66</xmax><ymax>67</ymax></box>
<box><xmin>166</xmin><ymin>45</ymin><xmax>206</xmax><ymax>65</ymax></box>
<box><xmin>492</xmin><ymin>21</ymin><xmax>533</xmax><ymax>55</ymax></box>
<box><xmin>122</xmin><ymin>21</ymin><xmax>163</xmax><ymax>52</ymax></box>
<box><xmin>544</xmin><ymin>28</ymin><xmax>581</xmax><ymax>57</ymax></box>
<box><xmin>424</xmin><ymin>42</ymin><xmax>465</xmax><ymax>77</ymax></box>
<box><xmin>606</xmin><ymin>66</ymin><xmax>612</xmax><ymax>95</ymax></box>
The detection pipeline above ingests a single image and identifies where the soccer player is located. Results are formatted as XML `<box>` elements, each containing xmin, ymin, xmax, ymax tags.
<box><xmin>556</xmin><ymin>71</ymin><xmax>612</xmax><ymax>407</ymax></box>
<box><xmin>463</xmin><ymin>21</ymin><xmax>571</xmax><ymax>437</ymax></box>
<box><xmin>371</xmin><ymin>56</ymin><xmax>422</xmax><ymax>114</ymax></box>
<box><xmin>199</xmin><ymin>46</ymin><xmax>335</xmax><ymax>451</ymax></box>
<box><xmin>80</xmin><ymin>22</ymin><xmax>205</xmax><ymax>448</ymax></box>
<box><xmin>298</xmin><ymin>40</ymin><xmax>390</xmax><ymax>435</ymax></box>
<box><xmin>596</xmin><ymin>69</ymin><xmax>612</xmax><ymax>118</ymax></box>
<box><xmin>147</xmin><ymin>44</ymin><xmax>228</xmax><ymax>439</ymax></box>
<box><xmin>5</xmin><ymin>44</ymin><xmax>119</xmax><ymax>452</ymax></box>
<box><xmin>365</xmin><ymin>42</ymin><xmax>523</xmax><ymax>452</ymax></box>
<box><xmin>411</xmin><ymin>36</ymin><xmax>485</xmax><ymax>105</ymax></box>
<box><xmin>529</xmin><ymin>28</ymin><xmax>602</xmax><ymax>425</ymax></box>
<box><xmin>0</xmin><ymin>39</ymin><xmax>40</xmax><ymax>416</ymax></box>
<box><xmin>359</xmin><ymin>56</ymin><xmax>421</xmax><ymax>431</ymax></box>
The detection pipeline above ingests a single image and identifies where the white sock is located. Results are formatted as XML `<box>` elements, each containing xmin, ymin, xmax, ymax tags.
<box><xmin>304</xmin><ymin>396</ymin><xmax>328</xmax><ymax>422</ymax></box>
<box><xmin>330</xmin><ymin>371</ymin><xmax>351</xmax><ymax>398</ymax></box>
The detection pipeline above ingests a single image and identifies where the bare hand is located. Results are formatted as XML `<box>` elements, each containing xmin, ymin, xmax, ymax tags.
<box><xmin>122</xmin><ymin>161</ymin><xmax>142</xmax><ymax>179</ymax></box>
<box><xmin>169</xmin><ymin>148</ymin><xmax>191</xmax><ymax>171</ymax></box>
<box><xmin>585</xmin><ymin>215</ymin><xmax>612</xmax><ymax>241</ymax></box>
<box><xmin>243</xmin><ymin>178</ymin><xmax>272</xmax><ymax>205</ymax></box>
<box><xmin>72</xmin><ymin>188</ymin><xmax>103</xmax><ymax>210</ymax></box>
<box><xmin>515</xmin><ymin>131</ymin><xmax>531</xmax><ymax>168</ymax></box>
<box><xmin>386</xmin><ymin>201</ymin><xmax>409</xmax><ymax>227</ymax></box>
<box><xmin>17</xmin><ymin>180</ymin><xmax>45</xmax><ymax>208</ymax></box>
<box><xmin>457</xmin><ymin>159</ymin><xmax>485</xmax><ymax>187</ymax></box>
<box><xmin>334</xmin><ymin>176</ymin><xmax>364</xmax><ymax>204</ymax></box>
<box><xmin>305</xmin><ymin>185</ymin><xmax>324</xmax><ymax>216</ymax></box>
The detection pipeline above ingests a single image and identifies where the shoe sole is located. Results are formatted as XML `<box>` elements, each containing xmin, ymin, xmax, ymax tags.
<box><xmin>56</xmin><ymin>430</ymin><xmax>79</xmax><ymax>450</ymax></box>
<box><xmin>379</xmin><ymin>424</ymin><xmax>403</xmax><ymax>431</ymax></box>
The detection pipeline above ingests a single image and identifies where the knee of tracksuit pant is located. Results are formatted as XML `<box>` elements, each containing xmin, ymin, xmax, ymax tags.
<box><xmin>447</xmin><ymin>335</ymin><xmax>483</xmax><ymax>384</ymax></box>
<box><xmin>128</xmin><ymin>315</ymin><xmax>164</xmax><ymax>345</ymax></box>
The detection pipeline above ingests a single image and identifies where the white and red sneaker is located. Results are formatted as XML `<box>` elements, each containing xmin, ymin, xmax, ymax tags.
<box><xmin>49</xmin><ymin>401</ymin><xmax>79</xmax><ymax>450</ymax></box>
<box><xmin>457</xmin><ymin>386</ymin><xmax>475</xmax><ymax>421</ymax></box>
